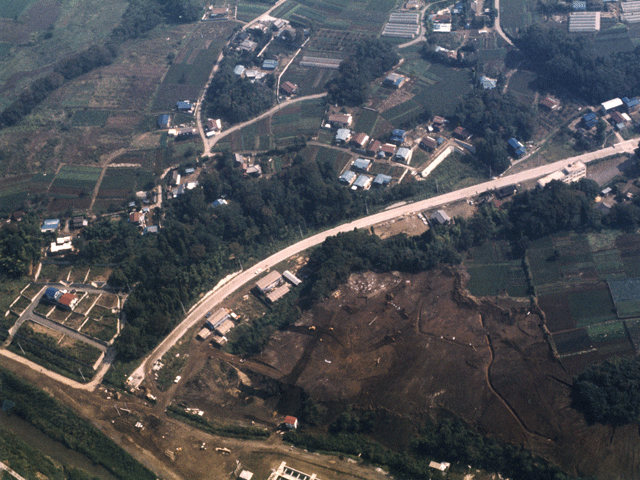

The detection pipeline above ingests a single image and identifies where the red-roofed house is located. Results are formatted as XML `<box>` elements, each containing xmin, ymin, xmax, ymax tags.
<box><xmin>350</xmin><ymin>132</ymin><xmax>369</xmax><ymax>150</ymax></box>
<box><xmin>280</xmin><ymin>81</ymin><xmax>298</xmax><ymax>95</ymax></box>
<box><xmin>377</xmin><ymin>143</ymin><xmax>396</xmax><ymax>158</ymax></box>
<box><xmin>284</xmin><ymin>416</ymin><xmax>298</xmax><ymax>429</ymax></box>
<box><xmin>366</xmin><ymin>139</ymin><xmax>381</xmax><ymax>156</ymax></box>
<box><xmin>58</xmin><ymin>293</ymin><xmax>78</xmax><ymax>311</ymax></box>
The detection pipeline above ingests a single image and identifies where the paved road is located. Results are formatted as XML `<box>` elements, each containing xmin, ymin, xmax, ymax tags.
<box><xmin>127</xmin><ymin>138</ymin><xmax>638</xmax><ymax>389</ymax></box>
<box><xmin>0</xmin><ymin>460</ymin><xmax>27</xmax><ymax>480</ymax></box>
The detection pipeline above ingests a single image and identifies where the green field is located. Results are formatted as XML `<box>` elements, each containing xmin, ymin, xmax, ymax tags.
<box><xmin>100</xmin><ymin>167</ymin><xmax>155</xmax><ymax>191</ymax></box>
<box><xmin>52</xmin><ymin>165</ymin><xmax>101</xmax><ymax>188</ymax></box>
<box><xmin>71</xmin><ymin>109</ymin><xmax>111</xmax><ymax>127</ymax></box>
<box><xmin>499</xmin><ymin>0</ymin><xmax>538</xmax><ymax>34</ymax></box>
<box><xmin>0</xmin><ymin>0</ymin><xmax>38</xmax><ymax>19</ymax></box>
<box><xmin>236</xmin><ymin>2</ymin><xmax>271</xmax><ymax>22</ymax></box>
<box><xmin>465</xmin><ymin>240</ymin><xmax>528</xmax><ymax>297</ymax></box>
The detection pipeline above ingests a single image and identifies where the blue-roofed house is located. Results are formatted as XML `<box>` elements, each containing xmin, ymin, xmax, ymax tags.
<box><xmin>339</xmin><ymin>170</ymin><xmax>356</xmax><ymax>185</ymax></box>
<box><xmin>353</xmin><ymin>174</ymin><xmax>372</xmax><ymax>190</ymax></box>
<box><xmin>176</xmin><ymin>101</ymin><xmax>193</xmax><ymax>112</ymax></box>
<box><xmin>507</xmin><ymin>138</ymin><xmax>526</xmax><ymax>157</ymax></box>
<box><xmin>582</xmin><ymin>112</ymin><xmax>598</xmax><ymax>129</ymax></box>
<box><xmin>212</xmin><ymin>198</ymin><xmax>228</xmax><ymax>207</ymax></box>
<box><xmin>233</xmin><ymin>65</ymin><xmax>246</xmax><ymax>76</ymax></box>
<box><xmin>43</xmin><ymin>287</ymin><xmax>60</xmax><ymax>303</ymax></box>
<box><xmin>262</xmin><ymin>59</ymin><xmax>278</xmax><ymax>70</ymax></box>
<box><xmin>478</xmin><ymin>76</ymin><xmax>497</xmax><ymax>90</ymax></box>
<box><xmin>41</xmin><ymin>218</ymin><xmax>60</xmax><ymax>232</ymax></box>
<box><xmin>390</xmin><ymin>129</ymin><xmax>406</xmax><ymax>144</ymax></box>
<box><xmin>335</xmin><ymin>128</ymin><xmax>351</xmax><ymax>144</ymax></box>
<box><xmin>383</xmin><ymin>73</ymin><xmax>405</xmax><ymax>89</ymax></box>
<box><xmin>373</xmin><ymin>173</ymin><xmax>392</xmax><ymax>187</ymax></box>
<box><xmin>352</xmin><ymin>158</ymin><xmax>371</xmax><ymax>172</ymax></box>
<box><xmin>157</xmin><ymin>114</ymin><xmax>171</xmax><ymax>129</ymax></box>
<box><xmin>622</xmin><ymin>97</ymin><xmax>640</xmax><ymax>113</ymax></box>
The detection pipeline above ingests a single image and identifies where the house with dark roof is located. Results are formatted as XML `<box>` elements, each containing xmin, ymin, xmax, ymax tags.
<box><xmin>350</xmin><ymin>132</ymin><xmax>369</xmax><ymax>150</ymax></box>
<box><xmin>284</xmin><ymin>416</ymin><xmax>298</xmax><ymax>429</ymax></box>
<box><xmin>262</xmin><ymin>59</ymin><xmax>278</xmax><ymax>70</ymax></box>
<box><xmin>507</xmin><ymin>137</ymin><xmax>526</xmax><ymax>157</ymax></box>
<box><xmin>582</xmin><ymin>112</ymin><xmax>598</xmax><ymax>129</ymax></box>
<box><xmin>280</xmin><ymin>81</ymin><xmax>298</xmax><ymax>95</ymax></box>
<box><xmin>419</xmin><ymin>136</ymin><xmax>438</xmax><ymax>151</ymax></box>
<box><xmin>622</xmin><ymin>96</ymin><xmax>640</xmax><ymax>113</ymax></box>
<box><xmin>430</xmin><ymin>209</ymin><xmax>451</xmax><ymax>225</ymax></box>
<box><xmin>373</xmin><ymin>173</ymin><xmax>392</xmax><ymax>187</ymax></box>
<box><xmin>352</xmin><ymin>158</ymin><xmax>371</xmax><ymax>171</ymax></box>
<box><xmin>327</xmin><ymin>113</ymin><xmax>352</xmax><ymax>128</ymax></box>
<box><xmin>366</xmin><ymin>139</ymin><xmax>381</xmax><ymax>156</ymax></box>
<box><xmin>383</xmin><ymin>73</ymin><xmax>406</xmax><ymax>89</ymax></box>
<box><xmin>377</xmin><ymin>143</ymin><xmax>396</xmax><ymax>158</ymax></box>
<box><xmin>453</xmin><ymin>126</ymin><xmax>471</xmax><ymax>140</ymax></box>
<box><xmin>176</xmin><ymin>101</ymin><xmax>193</xmax><ymax>112</ymax></box>
<box><xmin>339</xmin><ymin>170</ymin><xmax>357</xmax><ymax>185</ymax></box>
<box><xmin>41</xmin><ymin>219</ymin><xmax>60</xmax><ymax>233</ymax></box>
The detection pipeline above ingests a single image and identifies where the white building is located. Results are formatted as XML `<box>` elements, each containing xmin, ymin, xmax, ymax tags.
<box><xmin>537</xmin><ymin>161</ymin><xmax>587</xmax><ymax>188</ymax></box>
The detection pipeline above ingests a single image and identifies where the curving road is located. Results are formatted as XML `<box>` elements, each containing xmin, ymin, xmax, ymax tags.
<box><xmin>494</xmin><ymin>0</ymin><xmax>514</xmax><ymax>47</ymax></box>
<box><xmin>126</xmin><ymin>138</ymin><xmax>638</xmax><ymax>389</ymax></box>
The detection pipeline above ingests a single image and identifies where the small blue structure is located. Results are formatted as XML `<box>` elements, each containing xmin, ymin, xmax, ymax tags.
<box><xmin>373</xmin><ymin>173</ymin><xmax>392</xmax><ymax>187</ymax></box>
<box><xmin>43</xmin><ymin>287</ymin><xmax>61</xmax><ymax>303</ymax></box>
<box><xmin>262</xmin><ymin>59</ymin><xmax>278</xmax><ymax>70</ymax></box>
<box><xmin>233</xmin><ymin>65</ymin><xmax>246</xmax><ymax>76</ymax></box>
<box><xmin>508</xmin><ymin>138</ymin><xmax>526</xmax><ymax>158</ymax></box>
<box><xmin>143</xmin><ymin>225</ymin><xmax>159</xmax><ymax>234</ymax></box>
<box><xmin>390</xmin><ymin>129</ymin><xmax>406</xmax><ymax>144</ymax></box>
<box><xmin>622</xmin><ymin>97</ymin><xmax>640</xmax><ymax>113</ymax></box>
<box><xmin>572</xmin><ymin>1</ymin><xmax>586</xmax><ymax>10</ymax></box>
<box><xmin>176</xmin><ymin>101</ymin><xmax>193</xmax><ymax>112</ymax></box>
<box><xmin>582</xmin><ymin>112</ymin><xmax>598</xmax><ymax>129</ymax></box>
<box><xmin>41</xmin><ymin>218</ymin><xmax>60</xmax><ymax>232</ymax></box>
<box><xmin>212</xmin><ymin>198</ymin><xmax>228</xmax><ymax>207</ymax></box>
<box><xmin>437</xmin><ymin>137</ymin><xmax>445</xmax><ymax>145</ymax></box>
<box><xmin>157</xmin><ymin>114</ymin><xmax>171</xmax><ymax>129</ymax></box>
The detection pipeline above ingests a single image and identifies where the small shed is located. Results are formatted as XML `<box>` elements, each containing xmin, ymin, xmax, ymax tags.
<box><xmin>41</xmin><ymin>219</ymin><xmax>60</xmax><ymax>233</ymax></box>
<box><xmin>390</xmin><ymin>129</ymin><xmax>406</xmax><ymax>144</ymax></box>
<box><xmin>430</xmin><ymin>210</ymin><xmax>451</xmax><ymax>225</ymax></box>
<box><xmin>582</xmin><ymin>112</ymin><xmax>598</xmax><ymax>129</ymax></box>
<box><xmin>420</xmin><ymin>136</ymin><xmax>438</xmax><ymax>151</ymax></box>
<box><xmin>283</xmin><ymin>270</ymin><xmax>302</xmax><ymax>286</ymax></box>
<box><xmin>284</xmin><ymin>416</ymin><xmax>298</xmax><ymax>429</ymax></box>
<box><xmin>157</xmin><ymin>114</ymin><xmax>171</xmax><ymax>129</ymax></box>
<box><xmin>262</xmin><ymin>59</ymin><xmax>278</xmax><ymax>70</ymax></box>
<box><xmin>238</xmin><ymin>471</ymin><xmax>253</xmax><ymax>480</ymax></box>
<box><xmin>233</xmin><ymin>65</ymin><xmax>246</xmax><ymax>76</ymax></box>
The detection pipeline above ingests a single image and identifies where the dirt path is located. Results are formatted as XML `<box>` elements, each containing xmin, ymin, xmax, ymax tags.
<box><xmin>89</xmin><ymin>148</ymin><xmax>126</xmax><ymax>212</ymax></box>
<box><xmin>494</xmin><ymin>0</ymin><xmax>515</xmax><ymax>47</ymax></box>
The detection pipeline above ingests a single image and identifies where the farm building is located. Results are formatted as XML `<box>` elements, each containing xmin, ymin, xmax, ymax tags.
<box><xmin>582</xmin><ymin>112</ymin><xmax>598</xmax><ymax>128</ymax></box>
<box><xmin>610</xmin><ymin>111</ymin><xmax>630</xmax><ymax>129</ymax></box>
<box><xmin>176</xmin><ymin>101</ymin><xmax>193</xmax><ymax>112</ymax></box>
<box><xmin>283</xmin><ymin>416</ymin><xmax>298</xmax><ymax>429</ymax></box>
<box><xmin>157</xmin><ymin>114</ymin><xmax>171</xmax><ymax>129</ymax></box>
<box><xmin>238</xmin><ymin>471</ymin><xmax>253</xmax><ymax>480</ymax></box>
<box><xmin>478</xmin><ymin>76</ymin><xmax>497</xmax><ymax>90</ymax></box>
<box><xmin>205</xmin><ymin>308</ymin><xmax>231</xmax><ymax>329</ymax></box>
<box><xmin>600</xmin><ymin>98</ymin><xmax>623</xmax><ymax>114</ymax></box>
<box><xmin>540</xmin><ymin>96</ymin><xmax>560</xmax><ymax>111</ymax></box>
<box><xmin>262</xmin><ymin>59</ymin><xmax>278</xmax><ymax>70</ymax></box>
<box><xmin>378</xmin><ymin>143</ymin><xmax>396</xmax><ymax>157</ymax></box>
<box><xmin>327</xmin><ymin>113</ymin><xmax>352</xmax><ymax>128</ymax></box>
<box><xmin>214</xmin><ymin>319</ymin><xmax>235</xmax><ymax>336</ymax></box>
<box><xmin>197</xmin><ymin>327</ymin><xmax>212</xmax><ymax>341</ymax></box>
<box><xmin>335</xmin><ymin>129</ymin><xmax>352</xmax><ymax>144</ymax></box>
<box><xmin>537</xmin><ymin>161</ymin><xmax>586</xmax><ymax>188</ymax></box>
<box><xmin>50</xmin><ymin>236</ymin><xmax>73</xmax><ymax>255</ymax></box>
<box><xmin>207</xmin><ymin>118</ymin><xmax>222</xmax><ymax>131</ymax></box>
<box><xmin>432</xmin><ymin>115</ymin><xmax>446</xmax><ymax>126</ymax></box>
<box><xmin>280</xmin><ymin>81</ymin><xmax>298</xmax><ymax>95</ymax></box>
<box><xmin>429</xmin><ymin>461</ymin><xmax>451</xmax><ymax>472</ymax></box>
<box><xmin>453</xmin><ymin>126</ymin><xmax>471</xmax><ymax>140</ymax></box>
<box><xmin>353</xmin><ymin>174</ymin><xmax>373</xmax><ymax>189</ymax></box>
<box><xmin>621</xmin><ymin>1</ymin><xmax>640</xmax><ymax>23</ymax></box>
<box><xmin>433</xmin><ymin>23</ymin><xmax>452</xmax><ymax>32</ymax></box>
<box><xmin>507</xmin><ymin>138</ymin><xmax>526</xmax><ymax>157</ymax></box>
<box><xmin>71</xmin><ymin>217</ymin><xmax>88</xmax><ymax>229</ymax></box>
<box><xmin>352</xmin><ymin>158</ymin><xmax>372</xmax><ymax>171</ymax></box>
<box><xmin>41</xmin><ymin>218</ymin><xmax>60</xmax><ymax>233</ymax></box>
<box><xmin>255</xmin><ymin>270</ymin><xmax>283</xmax><ymax>294</ymax></box>
<box><xmin>389</xmin><ymin>12</ymin><xmax>420</xmax><ymax>24</ymax></box>
<box><xmin>420</xmin><ymin>136</ymin><xmax>438</xmax><ymax>151</ymax></box>
<box><xmin>350</xmin><ymin>132</ymin><xmax>369</xmax><ymax>150</ymax></box>
<box><xmin>208</xmin><ymin>6</ymin><xmax>228</xmax><ymax>18</ymax></box>
<box><xmin>622</xmin><ymin>96</ymin><xmax>640</xmax><ymax>113</ymax></box>
<box><xmin>373</xmin><ymin>173</ymin><xmax>392</xmax><ymax>187</ymax></box>
<box><xmin>384</xmin><ymin>73</ymin><xmax>406</xmax><ymax>89</ymax></box>
<box><xmin>496</xmin><ymin>184</ymin><xmax>517</xmax><ymax>199</ymax></box>
<box><xmin>568</xmin><ymin>11</ymin><xmax>600</xmax><ymax>32</ymax></box>
<box><xmin>383</xmin><ymin>11</ymin><xmax>421</xmax><ymax>37</ymax></box>
<box><xmin>394</xmin><ymin>147</ymin><xmax>412</xmax><ymax>164</ymax></box>
<box><xmin>366</xmin><ymin>139</ymin><xmax>381</xmax><ymax>156</ymax></box>
<box><xmin>339</xmin><ymin>170</ymin><xmax>357</xmax><ymax>185</ymax></box>
<box><xmin>283</xmin><ymin>270</ymin><xmax>302</xmax><ymax>286</ymax></box>
<box><xmin>300</xmin><ymin>56</ymin><xmax>342</xmax><ymax>69</ymax></box>
<box><xmin>266</xmin><ymin>284</ymin><xmax>291</xmax><ymax>303</ymax></box>
<box><xmin>430</xmin><ymin>210</ymin><xmax>451</xmax><ymax>225</ymax></box>
<box><xmin>238</xmin><ymin>39</ymin><xmax>257</xmax><ymax>52</ymax></box>
<box><xmin>390</xmin><ymin>129</ymin><xmax>406</xmax><ymax>144</ymax></box>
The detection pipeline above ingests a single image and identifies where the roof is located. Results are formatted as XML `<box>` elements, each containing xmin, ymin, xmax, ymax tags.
<box><xmin>158</xmin><ymin>114</ymin><xmax>171</xmax><ymax>127</ymax></box>
<box><xmin>351</xmin><ymin>132</ymin><xmax>369</xmax><ymax>146</ymax></box>
<box><xmin>391</xmin><ymin>129</ymin><xmax>406</xmax><ymax>137</ymax></box>
<box><xmin>367</xmin><ymin>139</ymin><xmax>381</xmax><ymax>152</ymax></box>
<box><xmin>41</xmin><ymin>218</ymin><xmax>60</xmax><ymax>231</ymax></box>
<box><xmin>256</xmin><ymin>270</ymin><xmax>282</xmax><ymax>292</ymax></box>
<box><xmin>215</xmin><ymin>318</ymin><xmax>235</xmax><ymax>336</ymax></box>
<box><xmin>339</xmin><ymin>170</ymin><xmax>356</xmax><ymax>183</ymax></box>
<box><xmin>328</xmin><ymin>113</ymin><xmax>352</xmax><ymax>125</ymax></box>
<box><xmin>379</xmin><ymin>143</ymin><xmax>396</xmax><ymax>154</ymax></box>
<box><xmin>454</xmin><ymin>126</ymin><xmax>470</xmax><ymax>138</ymax></box>
<box><xmin>431</xmin><ymin>209</ymin><xmax>450</xmax><ymax>224</ymax></box>
<box><xmin>508</xmin><ymin>137</ymin><xmax>524</xmax><ymax>149</ymax></box>
<box><xmin>143</xmin><ymin>225</ymin><xmax>159</xmax><ymax>234</ymax></box>
<box><xmin>610</xmin><ymin>111</ymin><xmax>627</xmax><ymax>124</ymax></box>
<box><xmin>582</xmin><ymin>112</ymin><xmax>597</xmax><ymax>122</ymax></box>
<box><xmin>373</xmin><ymin>173</ymin><xmax>392</xmax><ymax>185</ymax></box>
<box><xmin>284</xmin><ymin>415</ymin><xmax>298</xmax><ymax>425</ymax></box>
<box><xmin>601</xmin><ymin>98</ymin><xmax>623</xmax><ymax>111</ymax></box>
<box><xmin>353</xmin><ymin>174</ymin><xmax>372</xmax><ymax>188</ymax></box>
<box><xmin>541</xmin><ymin>96</ymin><xmax>559</xmax><ymax>109</ymax></box>
<box><xmin>335</xmin><ymin>128</ymin><xmax>351</xmax><ymax>142</ymax></box>
<box><xmin>176</xmin><ymin>101</ymin><xmax>192</xmax><ymax>110</ymax></box>
<box><xmin>281</xmin><ymin>81</ymin><xmax>298</xmax><ymax>94</ymax></box>
<box><xmin>352</xmin><ymin>158</ymin><xmax>371</xmax><ymax>170</ymax></box>
<box><xmin>44</xmin><ymin>287</ymin><xmax>60</xmax><ymax>300</ymax></box>
<box><xmin>266</xmin><ymin>283</ymin><xmax>291</xmax><ymax>302</ymax></box>
<box><xmin>239</xmin><ymin>471</ymin><xmax>254</xmax><ymax>480</ymax></box>
<box><xmin>478</xmin><ymin>76</ymin><xmax>497</xmax><ymax>89</ymax></box>
<box><xmin>420</xmin><ymin>136</ymin><xmax>438</xmax><ymax>149</ymax></box>
<box><xmin>433</xmin><ymin>116</ymin><xmax>445</xmax><ymax>124</ymax></box>
<box><xmin>58</xmin><ymin>293</ymin><xmax>77</xmax><ymax>308</ymax></box>
<box><xmin>233</xmin><ymin>65</ymin><xmax>245</xmax><ymax>75</ymax></box>
<box><xmin>283</xmin><ymin>270</ymin><xmax>302</xmax><ymax>286</ymax></box>
<box><xmin>396</xmin><ymin>147</ymin><xmax>411</xmax><ymax>158</ymax></box>
<box><xmin>206</xmin><ymin>308</ymin><xmax>230</xmax><ymax>329</ymax></box>
<box><xmin>262</xmin><ymin>59</ymin><xmax>278</xmax><ymax>69</ymax></box>
<box><xmin>622</xmin><ymin>96</ymin><xmax>640</xmax><ymax>108</ymax></box>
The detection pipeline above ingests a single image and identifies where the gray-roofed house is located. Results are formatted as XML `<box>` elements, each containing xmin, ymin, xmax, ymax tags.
<box><xmin>339</xmin><ymin>170</ymin><xmax>356</xmax><ymax>185</ymax></box>
<box><xmin>352</xmin><ymin>158</ymin><xmax>371</xmax><ymax>172</ymax></box>
<box><xmin>233</xmin><ymin>65</ymin><xmax>246</xmax><ymax>76</ymax></box>
<box><xmin>41</xmin><ymin>218</ymin><xmax>60</xmax><ymax>232</ymax></box>
<box><xmin>430</xmin><ymin>209</ymin><xmax>451</xmax><ymax>225</ymax></box>
<box><xmin>335</xmin><ymin>128</ymin><xmax>351</xmax><ymax>144</ymax></box>
<box><xmin>373</xmin><ymin>173</ymin><xmax>392</xmax><ymax>187</ymax></box>
<box><xmin>419</xmin><ymin>136</ymin><xmax>438</xmax><ymax>151</ymax></box>
<box><xmin>394</xmin><ymin>147</ymin><xmax>413</xmax><ymax>164</ymax></box>
<box><xmin>478</xmin><ymin>76</ymin><xmax>497</xmax><ymax>90</ymax></box>
<box><xmin>353</xmin><ymin>174</ymin><xmax>372</xmax><ymax>190</ymax></box>
<box><xmin>255</xmin><ymin>270</ymin><xmax>282</xmax><ymax>293</ymax></box>
<box><xmin>262</xmin><ymin>59</ymin><xmax>278</xmax><ymax>70</ymax></box>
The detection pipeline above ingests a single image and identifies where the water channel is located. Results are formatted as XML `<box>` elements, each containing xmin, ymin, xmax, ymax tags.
<box><xmin>0</xmin><ymin>410</ymin><xmax>118</xmax><ymax>480</ymax></box>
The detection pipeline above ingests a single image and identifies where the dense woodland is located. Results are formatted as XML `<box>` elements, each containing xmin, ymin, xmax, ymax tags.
<box><xmin>453</xmin><ymin>90</ymin><xmax>537</xmax><ymax>173</ymax></box>
<box><xmin>0</xmin><ymin>213</ymin><xmax>43</xmax><ymax>279</ymax></box>
<box><xmin>572</xmin><ymin>356</ymin><xmax>640</xmax><ymax>426</ymax></box>
<box><xmin>204</xmin><ymin>54</ymin><xmax>275</xmax><ymax>125</ymax></box>
<box><xmin>326</xmin><ymin>39</ymin><xmax>400</xmax><ymax>106</ymax></box>
<box><xmin>518</xmin><ymin>25</ymin><xmax>640</xmax><ymax>103</ymax></box>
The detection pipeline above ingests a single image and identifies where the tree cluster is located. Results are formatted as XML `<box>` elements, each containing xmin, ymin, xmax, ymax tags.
<box><xmin>326</xmin><ymin>39</ymin><xmax>399</xmax><ymax>106</ymax></box>
<box><xmin>518</xmin><ymin>25</ymin><xmax>640</xmax><ymax>104</ymax></box>
<box><xmin>572</xmin><ymin>356</ymin><xmax>640</xmax><ymax>425</ymax></box>
<box><xmin>0</xmin><ymin>213</ymin><xmax>42</xmax><ymax>279</ymax></box>
<box><xmin>453</xmin><ymin>90</ymin><xmax>537</xmax><ymax>174</ymax></box>
<box><xmin>205</xmin><ymin>55</ymin><xmax>275</xmax><ymax>125</ymax></box>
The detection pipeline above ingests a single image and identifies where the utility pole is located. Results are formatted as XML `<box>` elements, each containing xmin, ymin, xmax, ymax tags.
<box><xmin>298</xmin><ymin>224</ymin><xmax>303</xmax><ymax>239</ymax></box>
<box><xmin>78</xmin><ymin>368</ymin><xmax>86</xmax><ymax>382</ymax></box>
<box><xmin>365</xmin><ymin>198</ymin><xmax>369</xmax><ymax>215</ymax></box>
<box><xmin>436</xmin><ymin>178</ymin><xmax>439</xmax><ymax>194</ymax></box>
<box><xmin>17</xmin><ymin>342</ymin><xmax>25</xmax><ymax>355</ymax></box>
